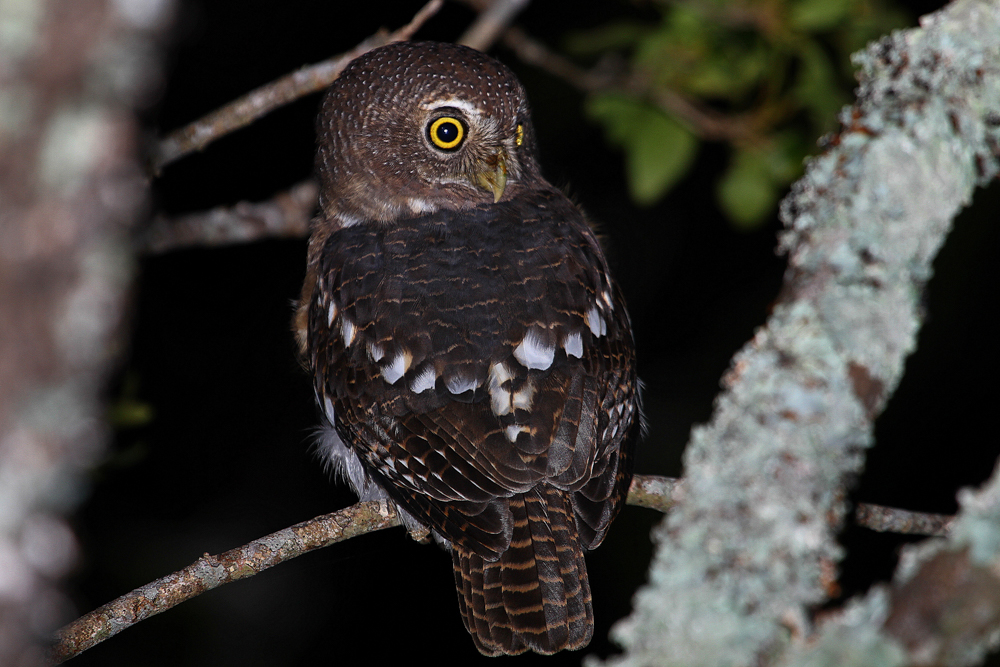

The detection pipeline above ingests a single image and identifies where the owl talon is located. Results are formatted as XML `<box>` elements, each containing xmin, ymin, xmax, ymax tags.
<box><xmin>406</xmin><ymin>524</ymin><xmax>432</xmax><ymax>544</ymax></box>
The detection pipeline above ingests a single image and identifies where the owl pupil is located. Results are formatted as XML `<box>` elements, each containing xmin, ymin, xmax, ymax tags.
<box><xmin>437</xmin><ymin>123</ymin><xmax>458</xmax><ymax>142</ymax></box>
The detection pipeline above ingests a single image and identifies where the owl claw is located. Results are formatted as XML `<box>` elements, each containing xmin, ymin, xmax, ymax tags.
<box><xmin>406</xmin><ymin>523</ymin><xmax>432</xmax><ymax>544</ymax></box>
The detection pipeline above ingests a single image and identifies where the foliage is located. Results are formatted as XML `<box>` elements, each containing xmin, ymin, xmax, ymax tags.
<box><xmin>569</xmin><ymin>0</ymin><xmax>910</xmax><ymax>227</ymax></box>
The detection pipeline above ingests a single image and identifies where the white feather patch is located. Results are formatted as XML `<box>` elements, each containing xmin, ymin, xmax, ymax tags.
<box><xmin>368</xmin><ymin>343</ymin><xmax>384</xmax><ymax>362</ymax></box>
<box><xmin>511</xmin><ymin>382</ymin><xmax>535</xmax><ymax>412</ymax></box>
<box><xmin>341</xmin><ymin>317</ymin><xmax>356</xmax><ymax>346</ymax></box>
<box><xmin>489</xmin><ymin>362</ymin><xmax>513</xmax><ymax>416</ymax></box>
<box><xmin>585</xmin><ymin>307</ymin><xmax>606</xmax><ymax>337</ymax></box>
<box><xmin>513</xmin><ymin>331</ymin><xmax>555</xmax><ymax>370</ymax></box>
<box><xmin>381</xmin><ymin>351</ymin><xmax>410</xmax><ymax>385</ymax></box>
<box><xmin>505</xmin><ymin>424</ymin><xmax>527</xmax><ymax>442</ymax></box>
<box><xmin>410</xmin><ymin>366</ymin><xmax>436</xmax><ymax>393</ymax></box>
<box><xmin>446</xmin><ymin>374</ymin><xmax>479</xmax><ymax>395</ymax></box>
<box><xmin>564</xmin><ymin>332</ymin><xmax>583</xmax><ymax>359</ymax></box>
<box><xmin>327</xmin><ymin>301</ymin><xmax>338</xmax><ymax>326</ymax></box>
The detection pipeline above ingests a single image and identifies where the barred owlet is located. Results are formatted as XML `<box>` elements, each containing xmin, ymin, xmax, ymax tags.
<box><xmin>296</xmin><ymin>41</ymin><xmax>639</xmax><ymax>656</ymax></box>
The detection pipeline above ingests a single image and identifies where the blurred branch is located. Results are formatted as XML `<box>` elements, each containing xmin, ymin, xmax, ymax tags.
<box><xmin>150</xmin><ymin>0</ymin><xmax>443</xmax><ymax>172</ymax></box>
<box><xmin>855</xmin><ymin>502</ymin><xmax>954</xmax><ymax>537</ymax></box>
<box><xmin>139</xmin><ymin>179</ymin><xmax>318</xmax><ymax>254</ymax></box>
<box><xmin>0</xmin><ymin>1</ymin><xmax>174</xmax><ymax>665</ymax></box>
<box><xmin>49</xmin><ymin>472</ymin><xmax>952</xmax><ymax>663</ymax></box>
<box><xmin>458</xmin><ymin>0</ymin><xmax>531</xmax><ymax>51</ymax></box>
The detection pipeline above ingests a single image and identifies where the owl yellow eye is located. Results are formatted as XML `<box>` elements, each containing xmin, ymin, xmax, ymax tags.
<box><xmin>428</xmin><ymin>117</ymin><xmax>466</xmax><ymax>151</ymax></box>
<box><xmin>515</xmin><ymin>124</ymin><xmax>524</xmax><ymax>147</ymax></box>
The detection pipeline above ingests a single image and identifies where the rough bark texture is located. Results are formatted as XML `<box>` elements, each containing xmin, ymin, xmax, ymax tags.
<box><xmin>599</xmin><ymin>1</ymin><xmax>1000</xmax><ymax>665</ymax></box>
<box><xmin>0</xmin><ymin>1</ymin><xmax>174</xmax><ymax>664</ymax></box>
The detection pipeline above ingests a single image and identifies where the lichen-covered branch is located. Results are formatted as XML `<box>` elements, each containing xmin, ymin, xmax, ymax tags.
<box><xmin>48</xmin><ymin>473</ymin><xmax>948</xmax><ymax>663</ymax></box>
<box><xmin>150</xmin><ymin>0</ymin><xmax>443</xmax><ymax>172</ymax></box>
<box><xmin>50</xmin><ymin>501</ymin><xmax>401</xmax><ymax>664</ymax></box>
<box><xmin>601</xmin><ymin>1</ymin><xmax>1000</xmax><ymax>665</ymax></box>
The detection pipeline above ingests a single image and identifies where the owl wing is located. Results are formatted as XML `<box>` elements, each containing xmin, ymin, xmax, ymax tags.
<box><xmin>308</xmin><ymin>191</ymin><xmax>638</xmax><ymax>560</ymax></box>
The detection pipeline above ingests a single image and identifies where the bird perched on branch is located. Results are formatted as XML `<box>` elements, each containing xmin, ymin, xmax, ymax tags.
<box><xmin>296</xmin><ymin>41</ymin><xmax>639</xmax><ymax>656</ymax></box>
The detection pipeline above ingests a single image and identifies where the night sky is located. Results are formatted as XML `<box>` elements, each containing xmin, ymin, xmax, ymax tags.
<box><xmin>65</xmin><ymin>1</ymin><xmax>999</xmax><ymax>665</ymax></box>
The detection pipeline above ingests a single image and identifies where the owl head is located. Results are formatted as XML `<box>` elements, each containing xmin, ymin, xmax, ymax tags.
<box><xmin>315</xmin><ymin>41</ymin><xmax>542</xmax><ymax>225</ymax></box>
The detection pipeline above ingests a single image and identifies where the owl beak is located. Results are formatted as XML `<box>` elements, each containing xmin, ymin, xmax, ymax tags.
<box><xmin>470</xmin><ymin>149</ymin><xmax>508</xmax><ymax>203</ymax></box>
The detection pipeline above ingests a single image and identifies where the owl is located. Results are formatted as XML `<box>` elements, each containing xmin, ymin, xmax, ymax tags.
<box><xmin>296</xmin><ymin>41</ymin><xmax>639</xmax><ymax>656</ymax></box>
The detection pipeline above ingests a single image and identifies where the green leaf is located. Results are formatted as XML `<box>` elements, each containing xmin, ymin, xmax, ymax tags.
<box><xmin>790</xmin><ymin>0</ymin><xmax>854</xmax><ymax>31</ymax></box>
<box><xmin>717</xmin><ymin>149</ymin><xmax>779</xmax><ymax>228</ymax></box>
<box><xmin>563</xmin><ymin>21</ymin><xmax>652</xmax><ymax>56</ymax></box>
<box><xmin>792</xmin><ymin>39</ymin><xmax>848</xmax><ymax>132</ymax></box>
<box><xmin>107</xmin><ymin>398</ymin><xmax>154</xmax><ymax>428</ymax></box>
<box><xmin>587</xmin><ymin>93</ymin><xmax>697</xmax><ymax>206</ymax></box>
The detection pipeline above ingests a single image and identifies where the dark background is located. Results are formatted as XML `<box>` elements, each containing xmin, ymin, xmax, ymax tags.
<box><xmin>66</xmin><ymin>1</ymin><xmax>999</xmax><ymax>665</ymax></box>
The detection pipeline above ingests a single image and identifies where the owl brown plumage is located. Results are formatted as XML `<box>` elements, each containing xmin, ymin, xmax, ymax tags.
<box><xmin>297</xmin><ymin>41</ymin><xmax>639</xmax><ymax>656</ymax></box>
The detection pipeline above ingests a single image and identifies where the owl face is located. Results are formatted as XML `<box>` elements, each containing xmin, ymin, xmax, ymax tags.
<box><xmin>316</xmin><ymin>42</ymin><xmax>542</xmax><ymax>225</ymax></box>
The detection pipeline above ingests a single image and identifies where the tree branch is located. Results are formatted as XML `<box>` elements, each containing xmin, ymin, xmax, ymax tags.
<box><xmin>457</xmin><ymin>0</ymin><xmax>531</xmax><ymax>52</ymax></box>
<box><xmin>50</xmin><ymin>500</ymin><xmax>401</xmax><ymax>664</ymax></box>
<box><xmin>854</xmin><ymin>502</ymin><xmax>954</xmax><ymax>537</ymax></box>
<box><xmin>138</xmin><ymin>179</ymin><xmax>318</xmax><ymax>254</ymax></box>
<box><xmin>602</xmin><ymin>1</ymin><xmax>1000</xmax><ymax>665</ymax></box>
<box><xmin>150</xmin><ymin>0</ymin><xmax>444</xmax><ymax>172</ymax></box>
<box><xmin>501</xmin><ymin>26</ymin><xmax>759</xmax><ymax>143</ymax></box>
<box><xmin>48</xmin><ymin>472</ymin><xmax>952</xmax><ymax>663</ymax></box>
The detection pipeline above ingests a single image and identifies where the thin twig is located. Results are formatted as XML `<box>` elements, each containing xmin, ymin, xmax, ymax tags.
<box><xmin>458</xmin><ymin>0</ymin><xmax>532</xmax><ymax>52</ymax></box>
<box><xmin>854</xmin><ymin>502</ymin><xmax>954</xmax><ymax>537</ymax></box>
<box><xmin>139</xmin><ymin>179</ymin><xmax>318</xmax><ymax>254</ymax></box>
<box><xmin>501</xmin><ymin>26</ymin><xmax>757</xmax><ymax>143</ymax></box>
<box><xmin>628</xmin><ymin>474</ymin><xmax>680</xmax><ymax>513</ymax></box>
<box><xmin>150</xmin><ymin>0</ymin><xmax>444</xmax><ymax>172</ymax></box>
<box><xmin>50</xmin><ymin>501</ymin><xmax>401</xmax><ymax>664</ymax></box>
<box><xmin>49</xmin><ymin>472</ymin><xmax>952</xmax><ymax>663</ymax></box>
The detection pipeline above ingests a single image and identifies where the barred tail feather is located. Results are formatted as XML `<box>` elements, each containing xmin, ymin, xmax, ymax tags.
<box><xmin>451</xmin><ymin>486</ymin><xmax>593</xmax><ymax>656</ymax></box>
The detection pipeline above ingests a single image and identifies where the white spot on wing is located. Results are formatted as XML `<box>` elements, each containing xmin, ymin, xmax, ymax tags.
<box><xmin>505</xmin><ymin>424</ymin><xmax>526</xmax><ymax>442</ymax></box>
<box><xmin>341</xmin><ymin>318</ymin><xmax>356</xmax><ymax>346</ymax></box>
<box><xmin>368</xmin><ymin>343</ymin><xmax>384</xmax><ymax>362</ymax></box>
<box><xmin>327</xmin><ymin>301</ymin><xmax>338</xmax><ymax>326</ymax></box>
<box><xmin>381</xmin><ymin>350</ymin><xmax>411</xmax><ymax>385</ymax></box>
<box><xmin>446</xmin><ymin>374</ymin><xmax>479</xmax><ymax>395</ymax></box>
<box><xmin>513</xmin><ymin>331</ymin><xmax>555</xmax><ymax>370</ymax></box>
<box><xmin>323</xmin><ymin>395</ymin><xmax>336</xmax><ymax>424</ymax></box>
<box><xmin>564</xmin><ymin>332</ymin><xmax>583</xmax><ymax>359</ymax></box>
<box><xmin>489</xmin><ymin>362</ymin><xmax>513</xmax><ymax>416</ymax></box>
<box><xmin>511</xmin><ymin>382</ymin><xmax>535</xmax><ymax>411</ymax></box>
<box><xmin>585</xmin><ymin>307</ymin><xmax>606</xmax><ymax>337</ymax></box>
<box><xmin>602</xmin><ymin>289</ymin><xmax>614</xmax><ymax>312</ymax></box>
<box><xmin>411</xmin><ymin>366</ymin><xmax>436</xmax><ymax>393</ymax></box>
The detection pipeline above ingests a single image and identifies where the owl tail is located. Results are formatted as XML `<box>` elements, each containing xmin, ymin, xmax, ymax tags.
<box><xmin>451</xmin><ymin>485</ymin><xmax>594</xmax><ymax>656</ymax></box>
